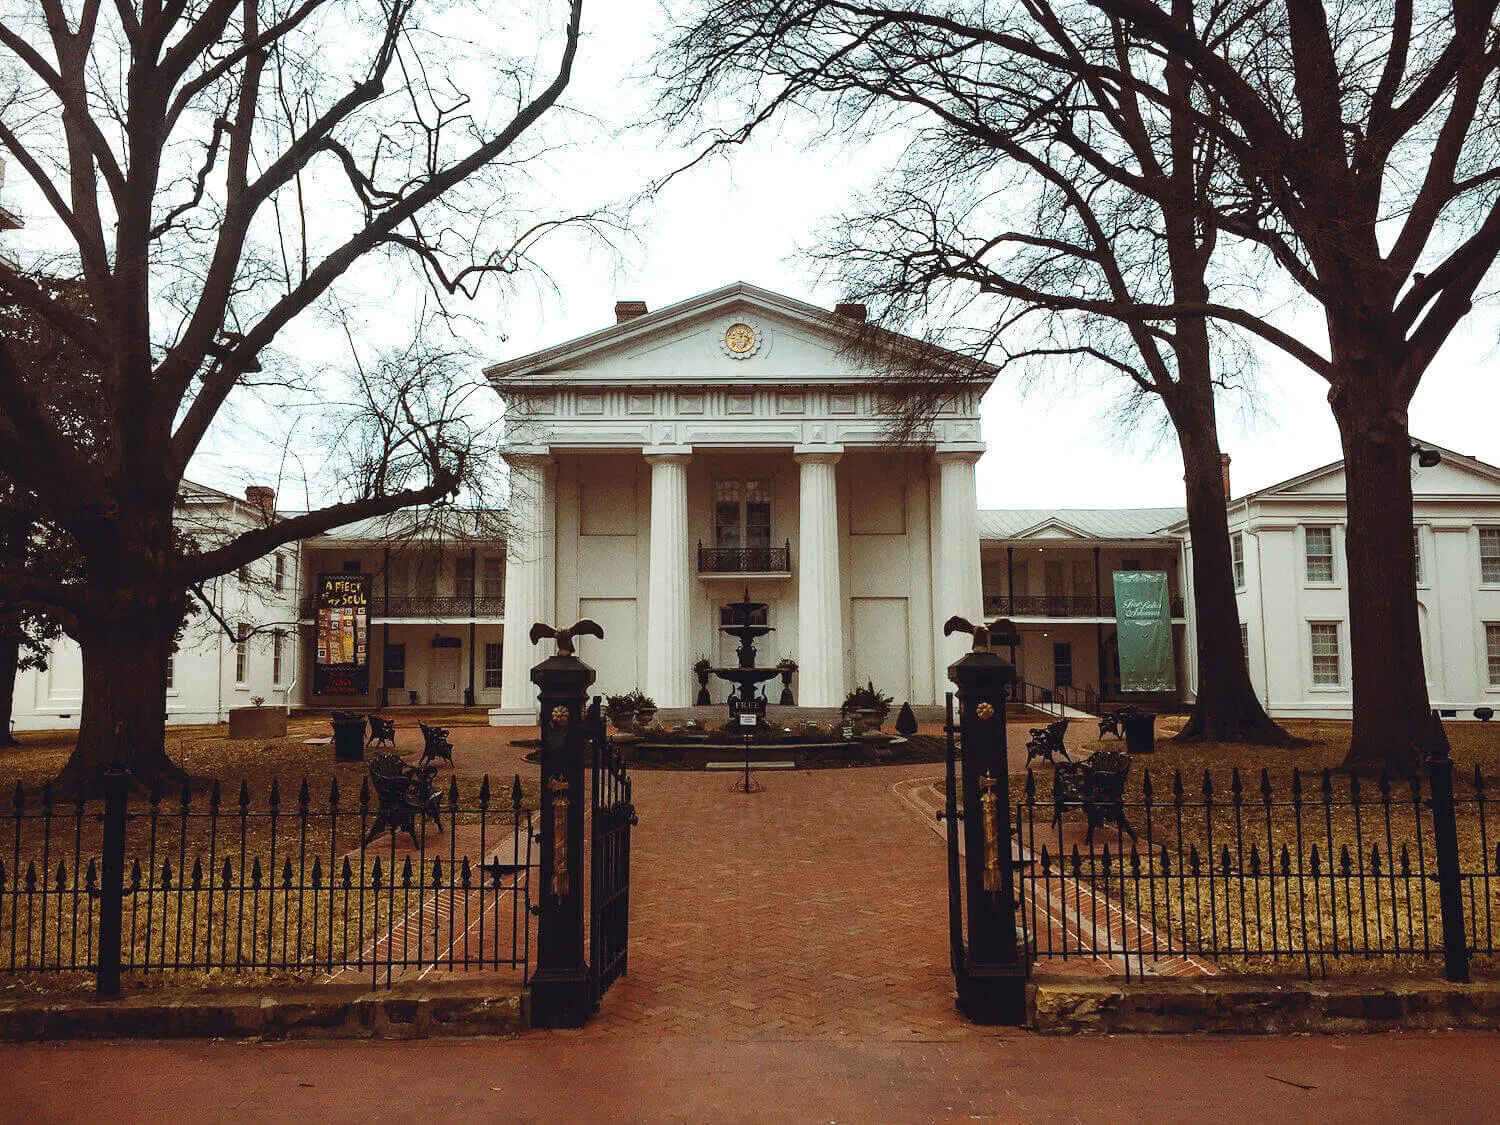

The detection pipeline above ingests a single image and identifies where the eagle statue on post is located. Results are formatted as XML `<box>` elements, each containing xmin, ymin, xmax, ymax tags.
<box><xmin>529</xmin><ymin>619</ymin><xmax>605</xmax><ymax>655</ymax></box>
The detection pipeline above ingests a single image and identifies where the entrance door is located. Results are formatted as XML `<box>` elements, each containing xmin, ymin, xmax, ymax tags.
<box><xmin>428</xmin><ymin>645</ymin><xmax>461</xmax><ymax>704</ymax></box>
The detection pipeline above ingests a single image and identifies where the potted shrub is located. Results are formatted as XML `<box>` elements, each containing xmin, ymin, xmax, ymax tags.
<box><xmin>635</xmin><ymin>692</ymin><xmax>659</xmax><ymax>727</ymax></box>
<box><xmin>776</xmin><ymin>658</ymin><xmax>797</xmax><ymax>705</ymax></box>
<box><xmin>841</xmin><ymin>680</ymin><xmax>893</xmax><ymax>731</ymax></box>
<box><xmin>605</xmin><ymin>690</ymin><xmax>657</xmax><ymax>729</ymax></box>
<box><xmin>228</xmin><ymin>694</ymin><xmax>287</xmax><ymax>739</ymax></box>
<box><xmin>694</xmin><ymin>656</ymin><xmax>713</xmax><ymax>706</ymax></box>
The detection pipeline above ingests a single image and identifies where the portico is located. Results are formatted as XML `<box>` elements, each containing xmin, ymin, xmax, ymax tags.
<box><xmin>483</xmin><ymin>282</ymin><xmax>994</xmax><ymax>723</ymax></box>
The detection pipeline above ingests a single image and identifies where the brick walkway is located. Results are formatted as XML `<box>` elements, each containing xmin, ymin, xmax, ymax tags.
<box><xmin>571</xmin><ymin>761</ymin><xmax>999</xmax><ymax>1040</ymax></box>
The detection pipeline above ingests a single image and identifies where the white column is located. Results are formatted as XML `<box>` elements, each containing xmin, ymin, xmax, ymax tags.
<box><xmin>935</xmin><ymin>446</ymin><xmax>985</xmax><ymax>676</ymax></box>
<box><xmin>491</xmin><ymin>451</ymin><xmax>555</xmax><ymax>724</ymax></box>
<box><xmin>644</xmin><ymin>447</ymin><xmax>692</xmax><ymax>707</ymax></box>
<box><xmin>795</xmin><ymin>446</ymin><xmax>845</xmax><ymax>706</ymax></box>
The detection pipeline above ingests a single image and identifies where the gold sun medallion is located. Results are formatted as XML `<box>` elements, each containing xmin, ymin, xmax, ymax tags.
<box><xmin>975</xmin><ymin>702</ymin><xmax>996</xmax><ymax>721</ymax></box>
<box><xmin>724</xmin><ymin>322</ymin><xmax>756</xmax><ymax>354</ymax></box>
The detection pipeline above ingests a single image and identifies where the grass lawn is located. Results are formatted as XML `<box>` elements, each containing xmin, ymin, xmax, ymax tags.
<box><xmin>1011</xmin><ymin>717</ymin><xmax>1500</xmax><ymax>978</ymax></box>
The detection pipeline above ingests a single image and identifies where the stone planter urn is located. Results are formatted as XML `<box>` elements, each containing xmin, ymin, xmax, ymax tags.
<box><xmin>855</xmin><ymin>707</ymin><xmax>885</xmax><ymax>732</ymax></box>
<box><xmin>635</xmin><ymin>705</ymin><xmax>658</xmax><ymax>728</ymax></box>
<box><xmin>228</xmin><ymin>706</ymin><xmax>287</xmax><ymax>740</ymax></box>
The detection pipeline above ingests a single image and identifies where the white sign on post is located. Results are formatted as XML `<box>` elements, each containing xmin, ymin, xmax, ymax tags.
<box><xmin>738</xmin><ymin>712</ymin><xmax>758</xmax><ymax>729</ymax></box>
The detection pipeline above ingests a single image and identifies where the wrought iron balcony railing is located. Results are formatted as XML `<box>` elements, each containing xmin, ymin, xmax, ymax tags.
<box><xmin>982</xmin><ymin>594</ymin><xmax>1186</xmax><ymax>618</ymax></box>
<box><xmin>299</xmin><ymin>594</ymin><xmax>505</xmax><ymax>618</ymax></box>
<box><xmin>697</xmin><ymin>540</ymin><xmax>792</xmax><ymax>575</ymax></box>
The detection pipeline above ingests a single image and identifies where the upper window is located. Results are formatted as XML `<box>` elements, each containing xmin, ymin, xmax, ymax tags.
<box><xmin>1487</xmin><ymin>625</ymin><xmax>1500</xmax><ymax>687</ymax></box>
<box><xmin>1310</xmin><ymin>622</ymin><xmax>1341</xmax><ymax>686</ymax></box>
<box><xmin>713</xmin><ymin>478</ymin><xmax>771</xmax><ymax>550</ymax></box>
<box><xmin>1239</xmin><ymin>623</ymin><xmax>1250</xmax><ymax>668</ymax></box>
<box><xmin>1231</xmin><ymin>533</ymin><xmax>1245</xmax><ymax>589</ymax></box>
<box><xmin>1413</xmin><ymin>528</ymin><xmax>1424</xmax><ymax>585</ymax></box>
<box><xmin>455</xmin><ymin>555</ymin><xmax>475</xmax><ymax>600</ymax></box>
<box><xmin>482</xmin><ymin>556</ymin><xmax>504</xmax><ymax>600</ymax></box>
<box><xmin>273</xmin><ymin>553</ymin><xmax>286</xmax><ymax>591</ymax></box>
<box><xmin>235</xmin><ymin>623</ymin><xmax>250</xmax><ymax>684</ymax></box>
<box><xmin>1481</xmin><ymin>529</ymin><xmax>1500</xmax><ymax>584</ymax></box>
<box><xmin>1305</xmin><ymin>527</ymin><xmax>1335</xmax><ymax>583</ymax></box>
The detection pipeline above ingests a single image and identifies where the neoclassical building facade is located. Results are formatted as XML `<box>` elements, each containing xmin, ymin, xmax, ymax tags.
<box><xmin>486</xmin><ymin>282</ymin><xmax>991</xmax><ymax>720</ymax></box>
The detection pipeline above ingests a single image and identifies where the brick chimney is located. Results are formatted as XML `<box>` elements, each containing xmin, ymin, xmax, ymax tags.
<box><xmin>833</xmin><ymin>302</ymin><xmax>867</xmax><ymax>322</ymax></box>
<box><xmin>245</xmin><ymin>485</ymin><xmax>276</xmax><ymax>514</ymax></box>
<box><xmin>1220</xmin><ymin>454</ymin><xmax>1232</xmax><ymax>500</ymax></box>
<box><xmin>614</xmin><ymin>300</ymin><xmax>648</xmax><ymax>323</ymax></box>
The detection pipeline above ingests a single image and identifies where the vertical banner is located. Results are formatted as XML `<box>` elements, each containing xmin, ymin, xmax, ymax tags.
<box><xmin>314</xmin><ymin>572</ymin><xmax>370</xmax><ymax>695</ymax></box>
<box><xmin>1112</xmin><ymin>570</ymin><xmax>1175</xmax><ymax>692</ymax></box>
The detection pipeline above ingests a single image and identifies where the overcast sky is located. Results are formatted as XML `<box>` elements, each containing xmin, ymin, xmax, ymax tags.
<box><xmin>5</xmin><ymin>0</ymin><xmax>1498</xmax><ymax>512</ymax></box>
<box><xmin>470</xmin><ymin>0</ymin><xmax>1500</xmax><ymax>512</ymax></box>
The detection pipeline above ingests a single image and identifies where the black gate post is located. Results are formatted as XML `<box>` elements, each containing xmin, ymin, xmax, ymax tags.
<box><xmin>1426</xmin><ymin>711</ymin><xmax>1470</xmax><ymax>983</ymax></box>
<box><xmin>96</xmin><ymin>764</ymin><xmax>131</xmax><ymax>998</ymax></box>
<box><xmin>947</xmin><ymin>618</ymin><xmax>1027</xmax><ymax>1024</ymax></box>
<box><xmin>528</xmin><ymin>637</ymin><xmax>596</xmax><ymax>1029</ymax></box>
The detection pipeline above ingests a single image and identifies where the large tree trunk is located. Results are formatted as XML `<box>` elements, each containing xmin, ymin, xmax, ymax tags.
<box><xmin>57</xmin><ymin>613</ymin><xmax>183</xmax><ymax>792</ymax></box>
<box><xmin>1332</xmin><ymin>386</ymin><xmax>1430</xmax><ymax>774</ymax></box>
<box><xmin>1166</xmin><ymin>379</ymin><xmax>1290</xmax><ymax>744</ymax></box>
<box><xmin>0</xmin><ymin>634</ymin><xmax>19</xmax><ymax>747</ymax></box>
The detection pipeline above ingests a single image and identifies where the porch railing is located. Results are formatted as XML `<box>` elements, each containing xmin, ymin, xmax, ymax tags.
<box><xmin>697</xmin><ymin>540</ymin><xmax>792</xmax><ymax>575</ymax></box>
<box><xmin>299</xmin><ymin>595</ymin><xmax>505</xmax><ymax>618</ymax></box>
<box><xmin>983</xmin><ymin>594</ymin><xmax>1186</xmax><ymax>618</ymax></box>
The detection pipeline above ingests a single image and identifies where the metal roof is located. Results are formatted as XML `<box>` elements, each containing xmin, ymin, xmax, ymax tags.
<box><xmin>977</xmin><ymin>507</ymin><xmax>1186</xmax><ymax>541</ymax></box>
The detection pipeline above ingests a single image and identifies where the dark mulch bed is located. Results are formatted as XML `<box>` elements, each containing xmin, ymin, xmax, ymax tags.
<box><xmin>517</xmin><ymin>734</ymin><xmax>946</xmax><ymax>770</ymax></box>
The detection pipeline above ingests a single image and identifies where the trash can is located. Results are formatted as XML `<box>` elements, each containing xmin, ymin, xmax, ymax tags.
<box><xmin>331</xmin><ymin>713</ymin><xmax>367</xmax><ymax>762</ymax></box>
<box><xmin>1122</xmin><ymin>711</ymin><xmax>1156</xmax><ymax>754</ymax></box>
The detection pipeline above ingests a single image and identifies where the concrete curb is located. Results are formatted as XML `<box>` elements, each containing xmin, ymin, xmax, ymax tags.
<box><xmin>0</xmin><ymin>981</ymin><xmax>523</xmax><ymax>1041</ymax></box>
<box><xmin>1029</xmin><ymin>977</ymin><xmax>1500</xmax><ymax>1034</ymax></box>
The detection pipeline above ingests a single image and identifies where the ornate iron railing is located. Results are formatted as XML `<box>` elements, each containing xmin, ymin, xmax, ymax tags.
<box><xmin>983</xmin><ymin>594</ymin><xmax>1186</xmax><ymax>618</ymax></box>
<box><xmin>697</xmin><ymin>540</ymin><xmax>792</xmax><ymax>574</ymax></box>
<box><xmin>300</xmin><ymin>595</ymin><xmax>505</xmax><ymax>618</ymax></box>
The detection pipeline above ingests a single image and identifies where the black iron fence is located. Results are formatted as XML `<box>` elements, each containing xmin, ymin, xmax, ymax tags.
<box><xmin>1014</xmin><ymin>755</ymin><xmax>1496</xmax><ymax>980</ymax></box>
<box><xmin>0</xmin><ymin>770</ymin><xmax>533</xmax><ymax>992</ymax></box>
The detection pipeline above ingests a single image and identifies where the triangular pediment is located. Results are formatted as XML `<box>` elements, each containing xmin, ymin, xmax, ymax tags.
<box><xmin>1012</xmin><ymin>518</ymin><xmax>1091</xmax><ymax>540</ymax></box>
<box><xmin>485</xmin><ymin>281</ymin><xmax>995</xmax><ymax>389</ymax></box>
<box><xmin>1256</xmin><ymin>440</ymin><xmax>1500</xmax><ymax>500</ymax></box>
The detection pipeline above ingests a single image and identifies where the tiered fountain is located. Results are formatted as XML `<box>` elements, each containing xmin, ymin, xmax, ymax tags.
<box><xmin>709</xmin><ymin>589</ymin><xmax>781</xmax><ymax>718</ymax></box>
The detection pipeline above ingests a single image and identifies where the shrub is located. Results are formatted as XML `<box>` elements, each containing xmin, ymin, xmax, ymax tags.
<box><xmin>841</xmin><ymin>680</ymin><xmax>893</xmax><ymax>722</ymax></box>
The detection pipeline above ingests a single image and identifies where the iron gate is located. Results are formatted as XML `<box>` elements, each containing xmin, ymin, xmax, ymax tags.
<box><xmin>588</xmin><ymin>703</ymin><xmax>635</xmax><ymax>1006</ymax></box>
<box><xmin>942</xmin><ymin>693</ymin><xmax>966</xmax><ymax>976</ymax></box>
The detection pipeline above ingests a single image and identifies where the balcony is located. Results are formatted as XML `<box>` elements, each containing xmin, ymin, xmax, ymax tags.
<box><xmin>984</xmin><ymin>594</ymin><xmax>1185</xmax><ymax>618</ymax></box>
<box><xmin>697</xmin><ymin>540</ymin><xmax>792</xmax><ymax>577</ymax></box>
<box><xmin>299</xmin><ymin>594</ymin><xmax>505</xmax><ymax>619</ymax></box>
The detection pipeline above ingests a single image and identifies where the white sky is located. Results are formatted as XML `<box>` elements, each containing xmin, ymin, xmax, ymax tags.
<box><xmin>472</xmin><ymin>0</ymin><xmax>1500</xmax><ymax>511</ymax></box>
<box><xmin>5</xmin><ymin>0</ymin><xmax>1499</xmax><ymax>511</ymax></box>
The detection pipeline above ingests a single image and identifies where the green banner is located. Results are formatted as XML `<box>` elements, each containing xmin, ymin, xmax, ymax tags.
<box><xmin>1113</xmin><ymin>571</ymin><xmax>1175</xmax><ymax>693</ymax></box>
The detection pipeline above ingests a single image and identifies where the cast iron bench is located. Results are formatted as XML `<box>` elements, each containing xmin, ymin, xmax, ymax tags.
<box><xmin>1025</xmin><ymin>718</ymin><xmax>1071</xmax><ymax>765</ymax></box>
<box><xmin>363</xmin><ymin>753</ymin><xmax>443</xmax><ymax>845</ymax></box>
<box><xmin>1051</xmin><ymin>749</ymin><xmax>1136</xmax><ymax>844</ymax></box>
<box><xmin>1097</xmin><ymin>706</ymin><xmax>1144</xmax><ymax>740</ymax></box>
<box><xmin>366</xmin><ymin>713</ymin><xmax>396</xmax><ymax>748</ymax></box>
<box><xmin>417</xmin><ymin>721</ymin><xmax>454</xmax><ymax>768</ymax></box>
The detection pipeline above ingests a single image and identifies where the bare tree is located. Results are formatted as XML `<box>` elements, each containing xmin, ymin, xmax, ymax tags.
<box><xmin>0</xmin><ymin>0</ymin><xmax>594</xmax><ymax>786</ymax></box>
<box><xmin>657</xmin><ymin>0</ymin><xmax>1290</xmax><ymax>742</ymax></box>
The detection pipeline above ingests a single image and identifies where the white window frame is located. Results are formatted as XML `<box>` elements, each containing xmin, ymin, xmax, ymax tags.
<box><xmin>1239</xmin><ymin>623</ymin><xmax>1250</xmax><ymax>669</ymax></box>
<box><xmin>273</xmin><ymin>553</ymin><xmax>286</xmax><ymax>592</ymax></box>
<box><xmin>1485</xmin><ymin>623</ymin><xmax>1500</xmax><ymax>690</ymax></box>
<box><xmin>1231</xmin><ymin>532</ymin><xmax>1245</xmax><ymax>590</ymax></box>
<box><xmin>1412</xmin><ymin>527</ymin><xmax>1425</xmax><ymax>587</ymax></box>
<box><xmin>1304</xmin><ymin>526</ymin><xmax>1336</xmax><ymax>585</ymax></box>
<box><xmin>234</xmin><ymin>623</ymin><xmax>250</xmax><ymax>687</ymax></box>
<box><xmin>484</xmin><ymin>642</ymin><xmax>503</xmax><ymax>688</ymax></box>
<box><xmin>165</xmin><ymin>651</ymin><xmax>177</xmax><ymax>695</ymax></box>
<box><xmin>1309</xmin><ymin>621</ymin><xmax>1343</xmax><ymax>688</ymax></box>
<box><xmin>272</xmin><ymin>628</ymin><xmax>285</xmax><ymax>685</ymax></box>
<box><xmin>1480</xmin><ymin>529</ymin><xmax>1500</xmax><ymax>586</ymax></box>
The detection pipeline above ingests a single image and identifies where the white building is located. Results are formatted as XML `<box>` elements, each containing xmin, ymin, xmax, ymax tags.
<box><xmin>11</xmin><ymin>282</ymin><xmax>1500</xmax><ymax>732</ymax></box>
